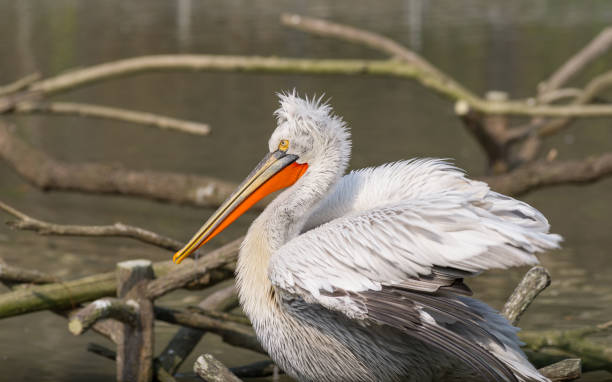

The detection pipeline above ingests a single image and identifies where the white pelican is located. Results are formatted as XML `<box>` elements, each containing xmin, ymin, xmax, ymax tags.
<box><xmin>173</xmin><ymin>93</ymin><xmax>561</xmax><ymax>382</ymax></box>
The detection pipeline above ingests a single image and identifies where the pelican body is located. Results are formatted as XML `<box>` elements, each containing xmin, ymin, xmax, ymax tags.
<box><xmin>174</xmin><ymin>93</ymin><xmax>561</xmax><ymax>382</ymax></box>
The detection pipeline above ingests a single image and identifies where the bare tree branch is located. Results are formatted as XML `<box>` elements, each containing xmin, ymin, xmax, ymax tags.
<box><xmin>537</xmin><ymin>88</ymin><xmax>583</xmax><ymax>104</ymax></box>
<box><xmin>87</xmin><ymin>342</ymin><xmax>117</xmax><ymax>361</ymax></box>
<box><xmin>539</xmin><ymin>27</ymin><xmax>612</xmax><ymax>96</ymax></box>
<box><xmin>0</xmin><ymin>122</ymin><xmax>238</xmax><ymax>208</ymax></box>
<box><xmin>502</xmin><ymin>266</ymin><xmax>551</xmax><ymax>325</ymax></box>
<box><xmin>0</xmin><ymin>200</ymin><xmax>185</xmax><ymax>252</ymax></box>
<box><xmin>194</xmin><ymin>354</ymin><xmax>242</xmax><ymax>382</ymax></box>
<box><xmin>0</xmin><ymin>257</ymin><xmax>56</xmax><ymax>285</ymax></box>
<box><xmin>0</xmin><ymin>247</ymin><xmax>236</xmax><ymax>319</ymax></box>
<box><xmin>538</xmin><ymin>359</ymin><xmax>581</xmax><ymax>381</ymax></box>
<box><xmin>6</xmin><ymin>54</ymin><xmax>608</xmax><ymax>118</ymax></box>
<box><xmin>483</xmin><ymin>153</ymin><xmax>612</xmax><ymax>196</ymax></box>
<box><xmin>156</xmin><ymin>285</ymin><xmax>238</xmax><ymax>376</ymax></box>
<box><xmin>539</xmin><ymin>70</ymin><xmax>612</xmax><ymax>137</ymax></box>
<box><xmin>154</xmin><ymin>306</ymin><xmax>264</xmax><ymax>354</ymax></box>
<box><xmin>68</xmin><ymin>298</ymin><xmax>139</xmax><ymax>335</ymax></box>
<box><xmin>230</xmin><ymin>361</ymin><xmax>277</xmax><ymax>379</ymax></box>
<box><xmin>14</xmin><ymin>101</ymin><xmax>210</xmax><ymax>135</ymax></box>
<box><xmin>146</xmin><ymin>238</ymin><xmax>241</xmax><ymax>300</ymax></box>
<box><xmin>0</xmin><ymin>72</ymin><xmax>41</xmax><ymax>96</ymax></box>
<box><xmin>521</xmin><ymin>321</ymin><xmax>612</xmax><ymax>372</ymax></box>
<box><xmin>280</xmin><ymin>13</ymin><xmax>469</xmax><ymax>98</ymax></box>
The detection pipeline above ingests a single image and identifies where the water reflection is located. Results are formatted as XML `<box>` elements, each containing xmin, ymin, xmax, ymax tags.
<box><xmin>0</xmin><ymin>1</ymin><xmax>611</xmax><ymax>380</ymax></box>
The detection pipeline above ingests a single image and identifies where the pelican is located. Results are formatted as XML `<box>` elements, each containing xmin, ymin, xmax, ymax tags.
<box><xmin>173</xmin><ymin>93</ymin><xmax>561</xmax><ymax>382</ymax></box>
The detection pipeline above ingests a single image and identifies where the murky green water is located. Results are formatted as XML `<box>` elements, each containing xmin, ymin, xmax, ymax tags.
<box><xmin>0</xmin><ymin>0</ymin><xmax>611</xmax><ymax>380</ymax></box>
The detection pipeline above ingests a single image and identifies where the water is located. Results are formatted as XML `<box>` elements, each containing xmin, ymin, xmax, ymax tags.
<box><xmin>0</xmin><ymin>1</ymin><xmax>611</xmax><ymax>380</ymax></box>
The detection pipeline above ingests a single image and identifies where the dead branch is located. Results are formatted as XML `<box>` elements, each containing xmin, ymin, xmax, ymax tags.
<box><xmin>483</xmin><ymin>153</ymin><xmax>612</xmax><ymax>196</ymax></box>
<box><xmin>154</xmin><ymin>306</ymin><xmax>264</xmax><ymax>354</ymax></box>
<box><xmin>68</xmin><ymin>298</ymin><xmax>139</xmax><ymax>335</ymax></box>
<box><xmin>194</xmin><ymin>354</ymin><xmax>242</xmax><ymax>382</ymax></box>
<box><xmin>14</xmin><ymin>101</ymin><xmax>210</xmax><ymax>135</ymax></box>
<box><xmin>538</xmin><ymin>359</ymin><xmax>582</xmax><ymax>381</ymax></box>
<box><xmin>538</xmin><ymin>88</ymin><xmax>583</xmax><ymax>104</ymax></box>
<box><xmin>502</xmin><ymin>266</ymin><xmax>551</xmax><ymax>325</ymax></box>
<box><xmin>0</xmin><ymin>122</ymin><xmax>238</xmax><ymax>208</ymax></box>
<box><xmin>0</xmin><ymin>73</ymin><xmax>41</xmax><ymax>97</ymax></box>
<box><xmin>0</xmin><ymin>200</ymin><xmax>185</xmax><ymax>252</ymax></box>
<box><xmin>280</xmin><ymin>13</ymin><xmax>466</xmax><ymax>96</ymax></box>
<box><xmin>3</xmin><ymin>54</ymin><xmax>605</xmax><ymax>118</ymax></box>
<box><xmin>539</xmin><ymin>70</ymin><xmax>612</xmax><ymax>137</ymax></box>
<box><xmin>539</xmin><ymin>27</ymin><xmax>612</xmax><ymax>96</ymax></box>
<box><xmin>146</xmin><ymin>238</ymin><xmax>241</xmax><ymax>300</ymax></box>
<box><xmin>156</xmin><ymin>285</ymin><xmax>238</xmax><ymax>376</ymax></box>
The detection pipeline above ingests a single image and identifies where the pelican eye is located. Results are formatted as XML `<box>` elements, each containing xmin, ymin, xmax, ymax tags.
<box><xmin>278</xmin><ymin>139</ymin><xmax>290</xmax><ymax>152</ymax></box>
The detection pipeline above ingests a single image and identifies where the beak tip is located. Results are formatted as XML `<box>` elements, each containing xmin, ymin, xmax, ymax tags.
<box><xmin>172</xmin><ymin>251</ymin><xmax>185</xmax><ymax>264</ymax></box>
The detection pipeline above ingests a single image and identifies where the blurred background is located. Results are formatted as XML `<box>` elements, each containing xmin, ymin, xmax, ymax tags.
<box><xmin>0</xmin><ymin>0</ymin><xmax>611</xmax><ymax>381</ymax></box>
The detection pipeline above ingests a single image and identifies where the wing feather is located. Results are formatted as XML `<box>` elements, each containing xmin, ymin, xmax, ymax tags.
<box><xmin>268</xmin><ymin>159</ymin><xmax>558</xmax><ymax>381</ymax></box>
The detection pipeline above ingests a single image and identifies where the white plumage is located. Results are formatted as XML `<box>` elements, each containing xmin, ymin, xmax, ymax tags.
<box><xmin>180</xmin><ymin>92</ymin><xmax>562</xmax><ymax>382</ymax></box>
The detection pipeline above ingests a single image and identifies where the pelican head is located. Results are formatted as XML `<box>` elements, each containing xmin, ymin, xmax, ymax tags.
<box><xmin>173</xmin><ymin>92</ymin><xmax>351</xmax><ymax>264</ymax></box>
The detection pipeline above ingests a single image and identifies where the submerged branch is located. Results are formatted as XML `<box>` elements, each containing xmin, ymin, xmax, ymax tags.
<box><xmin>14</xmin><ymin>101</ymin><xmax>210</xmax><ymax>135</ymax></box>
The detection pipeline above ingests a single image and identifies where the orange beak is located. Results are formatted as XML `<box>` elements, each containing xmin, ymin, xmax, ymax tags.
<box><xmin>173</xmin><ymin>150</ymin><xmax>308</xmax><ymax>264</ymax></box>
